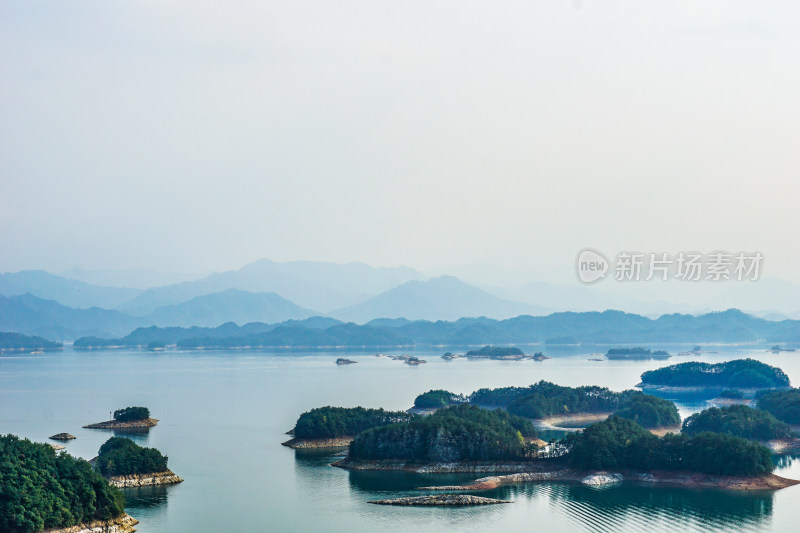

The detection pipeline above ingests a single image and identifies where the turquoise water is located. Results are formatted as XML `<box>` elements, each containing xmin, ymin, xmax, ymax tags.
<box><xmin>1</xmin><ymin>346</ymin><xmax>799</xmax><ymax>532</ymax></box>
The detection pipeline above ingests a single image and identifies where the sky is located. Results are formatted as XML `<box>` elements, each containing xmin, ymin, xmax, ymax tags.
<box><xmin>1</xmin><ymin>1</ymin><xmax>799</xmax><ymax>283</ymax></box>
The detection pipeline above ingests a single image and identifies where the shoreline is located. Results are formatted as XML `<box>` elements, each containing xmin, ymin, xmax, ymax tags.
<box><xmin>282</xmin><ymin>436</ymin><xmax>353</xmax><ymax>449</ymax></box>
<box><xmin>83</xmin><ymin>418</ymin><xmax>159</xmax><ymax>429</ymax></box>
<box><xmin>108</xmin><ymin>470</ymin><xmax>183</xmax><ymax>488</ymax></box>
<box><xmin>333</xmin><ymin>459</ymin><xmax>800</xmax><ymax>491</ymax></box>
<box><xmin>42</xmin><ymin>514</ymin><xmax>138</xmax><ymax>533</ymax></box>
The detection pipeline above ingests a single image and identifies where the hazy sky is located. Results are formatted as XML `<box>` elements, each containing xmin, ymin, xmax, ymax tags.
<box><xmin>2</xmin><ymin>1</ymin><xmax>799</xmax><ymax>281</ymax></box>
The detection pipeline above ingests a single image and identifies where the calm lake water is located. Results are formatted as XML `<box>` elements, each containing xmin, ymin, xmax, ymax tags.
<box><xmin>1</xmin><ymin>345</ymin><xmax>799</xmax><ymax>532</ymax></box>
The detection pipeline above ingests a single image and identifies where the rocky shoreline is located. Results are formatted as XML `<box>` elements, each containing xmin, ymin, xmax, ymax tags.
<box><xmin>335</xmin><ymin>459</ymin><xmax>799</xmax><ymax>491</ymax></box>
<box><xmin>42</xmin><ymin>514</ymin><xmax>138</xmax><ymax>533</ymax></box>
<box><xmin>368</xmin><ymin>495</ymin><xmax>510</xmax><ymax>506</ymax></box>
<box><xmin>107</xmin><ymin>470</ymin><xmax>183</xmax><ymax>488</ymax></box>
<box><xmin>83</xmin><ymin>418</ymin><xmax>159</xmax><ymax>429</ymax></box>
<box><xmin>282</xmin><ymin>436</ymin><xmax>353</xmax><ymax>449</ymax></box>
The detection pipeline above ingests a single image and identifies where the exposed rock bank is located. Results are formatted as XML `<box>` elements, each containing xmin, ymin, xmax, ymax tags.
<box><xmin>282</xmin><ymin>436</ymin><xmax>353</xmax><ymax>448</ymax></box>
<box><xmin>50</xmin><ymin>433</ymin><xmax>76</xmax><ymax>440</ymax></box>
<box><xmin>83</xmin><ymin>418</ymin><xmax>158</xmax><ymax>429</ymax></box>
<box><xmin>43</xmin><ymin>514</ymin><xmax>138</xmax><ymax>533</ymax></box>
<box><xmin>368</xmin><ymin>495</ymin><xmax>510</xmax><ymax>506</ymax></box>
<box><xmin>107</xmin><ymin>470</ymin><xmax>183</xmax><ymax>488</ymax></box>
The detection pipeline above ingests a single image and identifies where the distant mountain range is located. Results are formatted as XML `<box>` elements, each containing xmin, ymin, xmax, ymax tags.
<box><xmin>331</xmin><ymin>276</ymin><xmax>548</xmax><ymax>322</ymax></box>
<box><xmin>0</xmin><ymin>270</ymin><xmax>141</xmax><ymax>309</ymax></box>
<box><xmin>117</xmin><ymin>259</ymin><xmax>425</xmax><ymax>314</ymax></box>
<box><xmin>71</xmin><ymin>308</ymin><xmax>800</xmax><ymax>349</ymax></box>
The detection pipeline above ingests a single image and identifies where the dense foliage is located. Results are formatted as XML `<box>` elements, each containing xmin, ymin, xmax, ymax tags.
<box><xmin>113</xmin><ymin>406</ymin><xmax>150</xmax><ymax>422</ymax></box>
<box><xmin>682</xmin><ymin>405</ymin><xmax>794</xmax><ymax>440</ymax></box>
<box><xmin>97</xmin><ymin>437</ymin><xmax>168</xmax><ymax>477</ymax></box>
<box><xmin>465</xmin><ymin>346</ymin><xmax>524</xmax><ymax>357</ymax></box>
<box><xmin>0</xmin><ymin>435</ymin><xmax>124</xmax><ymax>533</ymax></box>
<box><xmin>293</xmin><ymin>406</ymin><xmax>414</xmax><ymax>439</ymax></box>
<box><xmin>757</xmin><ymin>388</ymin><xmax>800</xmax><ymax>424</ymax></box>
<box><xmin>613</xmin><ymin>393</ymin><xmax>681</xmax><ymax>429</ymax></box>
<box><xmin>413</xmin><ymin>390</ymin><xmax>466</xmax><ymax>408</ymax></box>
<box><xmin>565</xmin><ymin>416</ymin><xmax>774</xmax><ymax>476</ymax></box>
<box><xmin>0</xmin><ymin>332</ymin><xmax>62</xmax><ymax>352</ymax></box>
<box><xmin>469</xmin><ymin>381</ymin><xmax>638</xmax><ymax>419</ymax></box>
<box><xmin>718</xmin><ymin>389</ymin><xmax>745</xmax><ymax>399</ymax></box>
<box><xmin>640</xmin><ymin>359</ymin><xmax>790</xmax><ymax>388</ymax></box>
<box><xmin>349</xmin><ymin>405</ymin><xmax>536</xmax><ymax>461</ymax></box>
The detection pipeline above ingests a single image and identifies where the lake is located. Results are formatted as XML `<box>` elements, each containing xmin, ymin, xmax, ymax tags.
<box><xmin>1</xmin><ymin>345</ymin><xmax>799</xmax><ymax>532</ymax></box>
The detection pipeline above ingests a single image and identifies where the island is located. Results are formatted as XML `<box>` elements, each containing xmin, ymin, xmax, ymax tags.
<box><xmin>0</xmin><ymin>434</ymin><xmax>137</xmax><ymax>533</ymax></box>
<box><xmin>465</xmin><ymin>345</ymin><xmax>536</xmax><ymax>360</ymax></box>
<box><xmin>49</xmin><ymin>433</ymin><xmax>76</xmax><ymax>441</ymax></box>
<box><xmin>681</xmin><ymin>404</ymin><xmax>798</xmax><ymax>451</ymax></box>
<box><xmin>368</xmin><ymin>495</ymin><xmax>510</xmax><ymax>506</ymax></box>
<box><xmin>638</xmin><ymin>359</ymin><xmax>791</xmax><ymax>394</ymax></box>
<box><xmin>84</xmin><ymin>406</ymin><xmax>158</xmax><ymax>429</ymax></box>
<box><xmin>97</xmin><ymin>437</ymin><xmax>183</xmax><ymax>488</ymax></box>
<box><xmin>412</xmin><ymin>389</ymin><xmax>466</xmax><ymax>410</ymax></box>
<box><xmin>0</xmin><ymin>331</ymin><xmax>62</xmax><ymax>354</ymax></box>
<box><xmin>335</xmin><ymin>358</ymin><xmax>356</xmax><ymax>365</ymax></box>
<box><xmin>405</xmin><ymin>356</ymin><xmax>426</xmax><ymax>365</ymax></box>
<box><xmin>282</xmin><ymin>406</ymin><xmax>414</xmax><ymax>448</ymax></box>
<box><xmin>406</xmin><ymin>381</ymin><xmax>680</xmax><ymax>431</ymax></box>
<box><xmin>757</xmin><ymin>388</ymin><xmax>800</xmax><ymax>425</ymax></box>
<box><xmin>606</xmin><ymin>347</ymin><xmax>670</xmax><ymax>360</ymax></box>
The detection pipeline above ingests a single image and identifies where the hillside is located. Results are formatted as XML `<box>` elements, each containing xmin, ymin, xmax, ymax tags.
<box><xmin>0</xmin><ymin>270</ymin><xmax>140</xmax><ymax>309</ymax></box>
<box><xmin>143</xmin><ymin>289</ymin><xmax>316</xmax><ymax>327</ymax></box>
<box><xmin>118</xmin><ymin>259</ymin><xmax>425</xmax><ymax>315</ymax></box>
<box><xmin>332</xmin><ymin>276</ymin><xmax>548</xmax><ymax>322</ymax></box>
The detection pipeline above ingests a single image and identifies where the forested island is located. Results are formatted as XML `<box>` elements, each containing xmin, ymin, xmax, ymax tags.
<box><xmin>757</xmin><ymin>388</ymin><xmax>800</xmax><ymax>424</ymax></box>
<box><xmin>409</xmin><ymin>381</ymin><xmax>679</xmax><ymax>429</ymax></box>
<box><xmin>0</xmin><ymin>331</ymin><xmax>62</xmax><ymax>354</ymax></box>
<box><xmin>682</xmin><ymin>405</ymin><xmax>795</xmax><ymax>441</ymax></box>
<box><xmin>606</xmin><ymin>347</ymin><xmax>670</xmax><ymax>360</ymax></box>
<box><xmin>283</xmin><ymin>406</ymin><xmax>414</xmax><ymax>448</ymax></box>
<box><xmin>347</xmin><ymin>405</ymin><xmax>539</xmax><ymax>462</ymax></box>
<box><xmin>97</xmin><ymin>437</ymin><xmax>183</xmax><ymax>488</ymax></box>
<box><xmin>84</xmin><ymin>406</ymin><xmax>158</xmax><ymax>429</ymax></box>
<box><xmin>639</xmin><ymin>359</ymin><xmax>791</xmax><ymax>391</ymax></box>
<box><xmin>0</xmin><ymin>434</ymin><xmax>134</xmax><ymax>533</ymax></box>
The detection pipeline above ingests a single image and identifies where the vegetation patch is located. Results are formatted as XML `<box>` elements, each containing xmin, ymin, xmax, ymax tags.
<box><xmin>682</xmin><ymin>405</ymin><xmax>795</xmax><ymax>440</ymax></box>
<box><xmin>293</xmin><ymin>406</ymin><xmax>413</xmax><ymax>440</ymax></box>
<box><xmin>97</xmin><ymin>437</ymin><xmax>168</xmax><ymax>477</ymax></box>
<box><xmin>757</xmin><ymin>388</ymin><xmax>800</xmax><ymax>425</ymax></box>
<box><xmin>640</xmin><ymin>359</ymin><xmax>790</xmax><ymax>389</ymax></box>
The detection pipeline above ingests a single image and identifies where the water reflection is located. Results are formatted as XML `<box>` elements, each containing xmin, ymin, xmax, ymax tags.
<box><xmin>122</xmin><ymin>485</ymin><xmax>170</xmax><ymax>510</ymax></box>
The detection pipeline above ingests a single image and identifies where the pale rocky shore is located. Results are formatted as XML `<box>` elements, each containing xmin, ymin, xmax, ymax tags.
<box><xmin>43</xmin><ymin>514</ymin><xmax>138</xmax><ymax>533</ymax></box>
<box><xmin>108</xmin><ymin>470</ymin><xmax>183</xmax><ymax>488</ymax></box>
<box><xmin>368</xmin><ymin>495</ymin><xmax>510</xmax><ymax>506</ymax></box>
<box><xmin>282</xmin><ymin>436</ymin><xmax>353</xmax><ymax>448</ymax></box>
<box><xmin>83</xmin><ymin>418</ymin><xmax>158</xmax><ymax>429</ymax></box>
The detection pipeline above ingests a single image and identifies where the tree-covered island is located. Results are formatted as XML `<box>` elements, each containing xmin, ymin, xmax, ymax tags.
<box><xmin>682</xmin><ymin>405</ymin><xmax>795</xmax><ymax>441</ymax></box>
<box><xmin>84</xmin><ymin>406</ymin><xmax>158</xmax><ymax>429</ymax></box>
<box><xmin>639</xmin><ymin>359</ymin><xmax>790</xmax><ymax>391</ymax></box>
<box><xmin>0</xmin><ymin>331</ymin><xmax>62</xmax><ymax>354</ymax></box>
<box><xmin>757</xmin><ymin>388</ymin><xmax>800</xmax><ymax>425</ymax></box>
<box><xmin>96</xmin><ymin>437</ymin><xmax>183</xmax><ymax>488</ymax></box>
<box><xmin>283</xmin><ymin>406</ymin><xmax>414</xmax><ymax>448</ymax></box>
<box><xmin>0</xmin><ymin>434</ymin><xmax>130</xmax><ymax>533</ymax></box>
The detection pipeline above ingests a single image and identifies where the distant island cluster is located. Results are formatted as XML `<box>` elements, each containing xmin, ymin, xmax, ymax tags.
<box><xmin>1</xmin><ymin>406</ymin><xmax>182</xmax><ymax>533</ymax></box>
<box><xmin>283</xmin><ymin>358</ymin><xmax>800</xmax><ymax>505</ymax></box>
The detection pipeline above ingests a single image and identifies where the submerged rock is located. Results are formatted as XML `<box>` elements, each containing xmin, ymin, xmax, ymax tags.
<box><xmin>368</xmin><ymin>494</ymin><xmax>510</xmax><ymax>506</ymax></box>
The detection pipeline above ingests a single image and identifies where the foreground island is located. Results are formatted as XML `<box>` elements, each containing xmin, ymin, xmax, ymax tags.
<box><xmin>96</xmin><ymin>437</ymin><xmax>183</xmax><ymax>488</ymax></box>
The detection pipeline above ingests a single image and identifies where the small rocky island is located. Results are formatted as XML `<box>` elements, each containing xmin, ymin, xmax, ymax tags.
<box><xmin>335</xmin><ymin>358</ymin><xmax>357</xmax><ymax>365</ymax></box>
<box><xmin>49</xmin><ymin>433</ymin><xmax>76</xmax><ymax>441</ymax></box>
<box><xmin>97</xmin><ymin>436</ymin><xmax>183</xmax><ymax>488</ymax></box>
<box><xmin>606</xmin><ymin>347</ymin><xmax>670</xmax><ymax>360</ymax></box>
<box><xmin>465</xmin><ymin>345</ymin><xmax>546</xmax><ymax>360</ymax></box>
<box><xmin>84</xmin><ymin>406</ymin><xmax>158</xmax><ymax>429</ymax></box>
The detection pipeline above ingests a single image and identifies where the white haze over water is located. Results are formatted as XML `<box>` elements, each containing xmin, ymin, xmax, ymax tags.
<box><xmin>2</xmin><ymin>1</ymin><xmax>799</xmax><ymax>292</ymax></box>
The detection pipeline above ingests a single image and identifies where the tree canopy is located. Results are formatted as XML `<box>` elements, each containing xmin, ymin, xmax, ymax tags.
<box><xmin>613</xmin><ymin>393</ymin><xmax>681</xmax><ymax>429</ymax></box>
<box><xmin>97</xmin><ymin>437</ymin><xmax>168</xmax><ymax>477</ymax></box>
<box><xmin>413</xmin><ymin>389</ymin><xmax>466</xmax><ymax>408</ymax></box>
<box><xmin>293</xmin><ymin>406</ymin><xmax>413</xmax><ymax>439</ymax></box>
<box><xmin>113</xmin><ymin>406</ymin><xmax>150</xmax><ymax>422</ymax></box>
<box><xmin>349</xmin><ymin>405</ymin><xmax>536</xmax><ymax>462</ymax></box>
<box><xmin>640</xmin><ymin>359</ymin><xmax>790</xmax><ymax>388</ymax></box>
<box><xmin>565</xmin><ymin>416</ymin><xmax>774</xmax><ymax>476</ymax></box>
<box><xmin>0</xmin><ymin>434</ymin><xmax>124</xmax><ymax>533</ymax></box>
<box><xmin>682</xmin><ymin>405</ymin><xmax>794</xmax><ymax>440</ymax></box>
<box><xmin>757</xmin><ymin>388</ymin><xmax>800</xmax><ymax>425</ymax></box>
